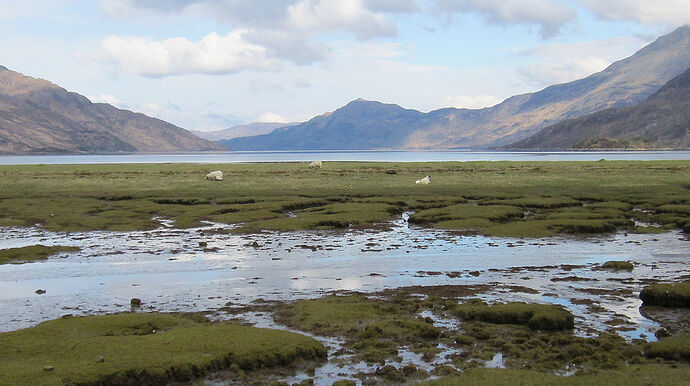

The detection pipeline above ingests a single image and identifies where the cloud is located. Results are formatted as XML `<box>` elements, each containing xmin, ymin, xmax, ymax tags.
<box><xmin>101</xmin><ymin>30</ymin><xmax>279</xmax><ymax>77</ymax></box>
<box><xmin>579</xmin><ymin>0</ymin><xmax>690</xmax><ymax>26</ymax></box>
<box><xmin>364</xmin><ymin>0</ymin><xmax>420</xmax><ymax>13</ymax></box>
<box><xmin>88</xmin><ymin>94</ymin><xmax>123</xmax><ymax>106</ymax></box>
<box><xmin>99</xmin><ymin>0</ymin><xmax>203</xmax><ymax>15</ymax></box>
<box><xmin>515</xmin><ymin>37</ymin><xmax>647</xmax><ymax>87</ymax></box>
<box><xmin>434</xmin><ymin>0</ymin><xmax>577</xmax><ymax>38</ymax></box>
<box><xmin>445</xmin><ymin>94</ymin><xmax>503</xmax><ymax>109</ymax></box>
<box><xmin>286</xmin><ymin>0</ymin><xmax>396</xmax><ymax>39</ymax></box>
<box><xmin>518</xmin><ymin>56</ymin><xmax>610</xmax><ymax>86</ymax></box>
<box><xmin>258</xmin><ymin>112</ymin><xmax>290</xmax><ymax>123</ymax></box>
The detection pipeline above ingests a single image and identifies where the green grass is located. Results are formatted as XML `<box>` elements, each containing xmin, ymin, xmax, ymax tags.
<box><xmin>640</xmin><ymin>282</ymin><xmax>690</xmax><ymax>307</ymax></box>
<box><xmin>646</xmin><ymin>335</ymin><xmax>690</xmax><ymax>361</ymax></box>
<box><xmin>452</xmin><ymin>299</ymin><xmax>574</xmax><ymax>330</ymax></box>
<box><xmin>0</xmin><ymin>313</ymin><xmax>326</xmax><ymax>385</ymax></box>
<box><xmin>276</xmin><ymin>294</ymin><xmax>439</xmax><ymax>363</ymax></box>
<box><xmin>0</xmin><ymin>244</ymin><xmax>80</xmax><ymax>264</ymax></box>
<box><xmin>0</xmin><ymin>161</ymin><xmax>688</xmax><ymax>237</ymax></box>
<box><xmin>423</xmin><ymin>365</ymin><xmax>690</xmax><ymax>385</ymax></box>
<box><xmin>601</xmin><ymin>261</ymin><xmax>634</xmax><ymax>271</ymax></box>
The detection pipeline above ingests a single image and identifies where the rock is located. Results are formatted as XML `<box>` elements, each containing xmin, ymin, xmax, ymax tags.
<box><xmin>385</xmin><ymin>169</ymin><xmax>397</xmax><ymax>174</ymax></box>
<box><xmin>96</xmin><ymin>356</ymin><xmax>105</xmax><ymax>363</ymax></box>
<box><xmin>43</xmin><ymin>366</ymin><xmax>54</xmax><ymax>371</ymax></box>
<box><xmin>130</xmin><ymin>298</ymin><xmax>142</xmax><ymax>308</ymax></box>
<box><xmin>35</xmin><ymin>289</ymin><xmax>46</xmax><ymax>295</ymax></box>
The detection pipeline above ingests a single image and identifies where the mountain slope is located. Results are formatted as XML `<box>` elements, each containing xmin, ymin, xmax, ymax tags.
<box><xmin>0</xmin><ymin>66</ymin><xmax>224</xmax><ymax>154</ymax></box>
<box><xmin>505</xmin><ymin>67</ymin><xmax>690</xmax><ymax>150</ymax></box>
<box><xmin>222</xmin><ymin>99</ymin><xmax>426</xmax><ymax>150</ymax></box>
<box><xmin>192</xmin><ymin>122</ymin><xmax>298</xmax><ymax>141</ymax></box>
<box><xmin>224</xmin><ymin>25</ymin><xmax>690</xmax><ymax>151</ymax></box>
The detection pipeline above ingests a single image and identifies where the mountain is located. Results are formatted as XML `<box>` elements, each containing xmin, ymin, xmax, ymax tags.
<box><xmin>223</xmin><ymin>26</ymin><xmax>690</xmax><ymax>151</ymax></box>
<box><xmin>192</xmin><ymin>122</ymin><xmax>298</xmax><ymax>141</ymax></box>
<box><xmin>505</xmin><ymin>67</ymin><xmax>690</xmax><ymax>150</ymax></box>
<box><xmin>0</xmin><ymin>66</ymin><xmax>224</xmax><ymax>154</ymax></box>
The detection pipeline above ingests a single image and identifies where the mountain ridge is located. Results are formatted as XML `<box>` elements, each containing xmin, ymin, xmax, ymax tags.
<box><xmin>223</xmin><ymin>26</ymin><xmax>690</xmax><ymax>151</ymax></box>
<box><xmin>0</xmin><ymin>66</ymin><xmax>224</xmax><ymax>154</ymax></box>
<box><xmin>504</xmin><ymin>67</ymin><xmax>690</xmax><ymax>150</ymax></box>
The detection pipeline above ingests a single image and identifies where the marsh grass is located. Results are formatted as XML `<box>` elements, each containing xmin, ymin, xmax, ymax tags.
<box><xmin>452</xmin><ymin>299</ymin><xmax>574</xmax><ymax>330</ymax></box>
<box><xmin>0</xmin><ymin>161</ymin><xmax>688</xmax><ymax>237</ymax></box>
<box><xmin>640</xmin><ymin>283</ymin><xmax>690</xmax><ymax>307</ymax></box>
<box><xmin>0</xmin><ymin>313</ymin><xmax>326</xmax><ymax>385</ymax></box>
<box><xmin>0</xmin><ymin>244</ymin><xmax>80</xmax><ymax>264</ymax></box>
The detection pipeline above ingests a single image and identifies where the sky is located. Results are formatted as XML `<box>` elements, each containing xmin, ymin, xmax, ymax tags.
<box><xmin>0</xmin><ymin>1</ymin><xmax>688</xmax><ymax>131</ymax></box>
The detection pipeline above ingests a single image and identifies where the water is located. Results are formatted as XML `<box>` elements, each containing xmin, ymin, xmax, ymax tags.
<box><xmin>1</xmin><ymin>217</ymin><xmax>688</xmax><ymax>339</ymax></box>
<box><xmin>0</xmin><ymin>150</ymin><xmax>689</xmax><ymax>165</ymax></box>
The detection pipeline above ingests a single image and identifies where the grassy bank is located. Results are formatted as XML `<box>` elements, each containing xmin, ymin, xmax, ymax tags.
<box><xmin>0</xmin><ymin>244</ymin><xmax>80</xmax><ymax>264</ymax></box>
<box><xmin>0</xmin><ymin>161</ymin><xmax>688</xmax><ymax>236</ymax></box>
<box><xmin>0</xmin><ymin>312</ymin><xmax>326</xmax><ymax>385</ymax></box>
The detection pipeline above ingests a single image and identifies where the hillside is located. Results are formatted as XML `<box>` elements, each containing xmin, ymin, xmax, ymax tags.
<box><xmin>0</xmin><ymin>66</ymin><xmax>224</xmax><ymax>154</ymax></box>
<box><xmin>192</xmin><ymin>122</ymin><xmax>298</xmax><ymax>141</ymax></box>
<box><xmin>224</xmin><ymin>26</ymin><xmax>690</xmax><ymax>151</ymax></box>
<box><xmin>505</xmin><ymin>67</ymin><xmax>690</xmax><ymax>150</ymax></box>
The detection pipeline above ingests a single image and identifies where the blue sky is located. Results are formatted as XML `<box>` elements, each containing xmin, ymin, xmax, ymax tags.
<box><xmin>0</xmin><ymin>0</ymin><xmax>687</xmax><ymax>131</ymax></box>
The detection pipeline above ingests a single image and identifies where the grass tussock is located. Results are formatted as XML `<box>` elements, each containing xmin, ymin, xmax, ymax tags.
<box><xmin>601</xmin><ymin>261</ymin><xmax>634</xmax><ymax>271</ymax></box>
<box><xmin>640</xmin><ymin>282</ymin><xmax>690</xmax><ymax>307</ymax></box>
<box><xmin>452</xmin><ymin>299</ymin><xmax>574</xmax><ymax>330</ymax></box>
<box><xmin>0</xmin><ymin>313</ymin><xmax>326</xmax><ymax>385</ymax></box>
<box><xmin>0</xmin><ymin>244</ymin><xmax>80</xmax><ymax>264</ymax></box>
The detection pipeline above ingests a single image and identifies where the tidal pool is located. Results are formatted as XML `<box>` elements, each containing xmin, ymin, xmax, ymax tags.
<box><xmin>1</xmin><ymin>214</ymin><xmax>687</xmax><ymax>340</ymax></box>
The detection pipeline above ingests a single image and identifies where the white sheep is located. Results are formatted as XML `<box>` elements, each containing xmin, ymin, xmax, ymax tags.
<box><xmin>206</xmin><ymin>170</ymin><xmax>223</xmax><ymax>181</ymax></box>
<box><xmin>309</xmin><ymin>160</ymin><xmax>323</xmax><ymax>169</ymax></box>
<box><xmin>416</xmin><ymin>175</ymin><xmax>431</xmax><ymax>185</ymax></box>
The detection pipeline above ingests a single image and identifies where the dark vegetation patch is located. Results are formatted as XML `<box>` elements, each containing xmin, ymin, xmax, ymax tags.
<box><xmin>0</xmin><ymin>244</ymin><xmax>80</xmax><ymax>264</ymax></box>
<box><xmin>646</xmin><ymin>335</ymin><xmax>690</xmax><ymax>361</ymax></box>
<box><xmin>601</xmin><ymin>261</ymin><xmax>634</xmax><ymax>271</ymax></box>
<box><xmin>0</xmin><ymin>313</ymin><xmax>326</xmax><ymax>385</ymax></box>
<box><xmin>640</xmin><ymin>283</ymin><xmax>690</xmax><ymax>307</ymax></box>
<box><xmin>451</xmin><ymin>299</ymin><xmax>574</xmax><ymax>330</ymax></box>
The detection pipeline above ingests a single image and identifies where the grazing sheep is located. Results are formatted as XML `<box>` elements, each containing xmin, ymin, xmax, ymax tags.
<box><xmin>309</xmin><ymin>160</ymin><xmax>323</xmax><ymax>169</ymax></box>
<box><xmin>205</xmin><ymin>170</ymin><xmax>223</xmax><ymax>181</ymax></box>
<box><xmin>416</xmin><ymin>175</ymin><xmax>431</xmax><ymax>185</ymax></box>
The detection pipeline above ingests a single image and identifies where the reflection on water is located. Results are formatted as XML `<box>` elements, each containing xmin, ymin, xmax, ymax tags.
<box><xmin>1</xmin><ymin>150</ymin><xmax>689</xmax><ymax>165</ymax></box>
<box><xmin>0</xmin><ymin>218</ymin><xmax>688</xmax><ymax>342</ymax></box>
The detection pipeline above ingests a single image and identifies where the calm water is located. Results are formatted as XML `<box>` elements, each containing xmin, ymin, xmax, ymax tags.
<box><xmin>1</xmin><ymin>150</ymin><xmax>689</xmax><ymax>165</ymax></box>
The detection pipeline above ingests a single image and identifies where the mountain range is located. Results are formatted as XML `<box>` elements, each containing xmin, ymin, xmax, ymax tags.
<box><xmin>0</xmin><ymin>66</ymin><xmax>223</xmax><ymax>154</ymax></box>
<box><xmin>223</xmin><ymin>25</ymin><xmax>690</xmax><ymax>151</ymax></box>
<box><xmin>191</xmin><ymin>122</ymin><xmax>297</xmax><ymax>141</ymax></box>
<box><xmin>506</xmin><ymin>67</ymin><xmax>690</xmax><ymax>150</ymax></box>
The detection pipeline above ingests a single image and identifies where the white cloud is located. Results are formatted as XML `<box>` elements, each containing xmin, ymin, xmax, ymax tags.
<box><xmin>88</xmin><ymin>94</ymin><xmax>123</xmax><ymax>106</ymax></box>
<box><xmin>258</xmin><ymin>112</ymin><xmax>290</xmax><ymax>123</ymax></box>
<box><xmin>579</xmin><ymin>0</ymin><xmax>690</xmax><ymax>26</ymax></box>
<box><xmin>445</xmin><ymin>94</ymin><xmax>503</xmax><ymax>109</ymax></box>
<box><xmin>515</xmin><ymin>37</ymin><xmax>648</xmax><ymax>87</ymax></box>
<box><xmin>101</xmin><ymin>30</ymin><xmax>278</xmax><ymax>77</ymax></box>
<box><xmin>286</xmin><ymin>0</ymin><xmax>396</xmax><ymax>39</ymax></box>
<box><xmin>364</xmin><ymin>0</ymin><xmax>420</xmax><ymax>13</ymax></box>
<box><xmin>435</xmin><ymin>0</ymin><xmax>577</xmax><ymax>38</ymax></box>
<box><xmin>518</xmin><ymin>56</ymin><xmax>610</xmax><ymax>86</ymax></box>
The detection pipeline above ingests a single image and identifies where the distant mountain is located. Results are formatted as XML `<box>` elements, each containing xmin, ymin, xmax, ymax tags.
<box><xmin>192</xmin><ymin>122</ymin><xmax>298</xmax><ymax>141</ymax></box>
<box><xmin>505</xmin><ymin>67</ymin><xmax>690</xmax><ymax>150</ymax></box>
<box><xmin>0</xmin><ymin>66</ymin><xmax>224</xmax><ymax>154</ymax></box>
<box><xmin>224</xmin><ymin>26</ymin><xmax>690</xmax><ymax>151</ymax></box>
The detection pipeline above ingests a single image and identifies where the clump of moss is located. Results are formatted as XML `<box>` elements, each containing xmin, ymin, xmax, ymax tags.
<box><xmin>601</xmin><ymin>261</ymin><xmax>634</xmax><ymax>271</ymax></box>
<box><xmin>0</xmin><ymin>244</ymin><xmax>80</xmax><ymax>264</ymax></box>
<box><xmin>276</xmin><ymin>294</ymin><xmax>439</xmax><ymax>363</ymax></box>
<box><xmin>452</xmin><ymin>300</ymin><xmax>574</xmax><ymax>330</ymax></box>
<box><xmin>0</xmin><ymin>313</ymin><xmax>326</xmax><ymax>385</ymax></box>
<box><xmin>645</xmin><ymin>335</ymin><xmax>690</xmax><ymax>361</ymax></box>
<box><xmin>640</xmin><ymin>282</ymin><xmax>690</xmax><ymax>307</ymax></box>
